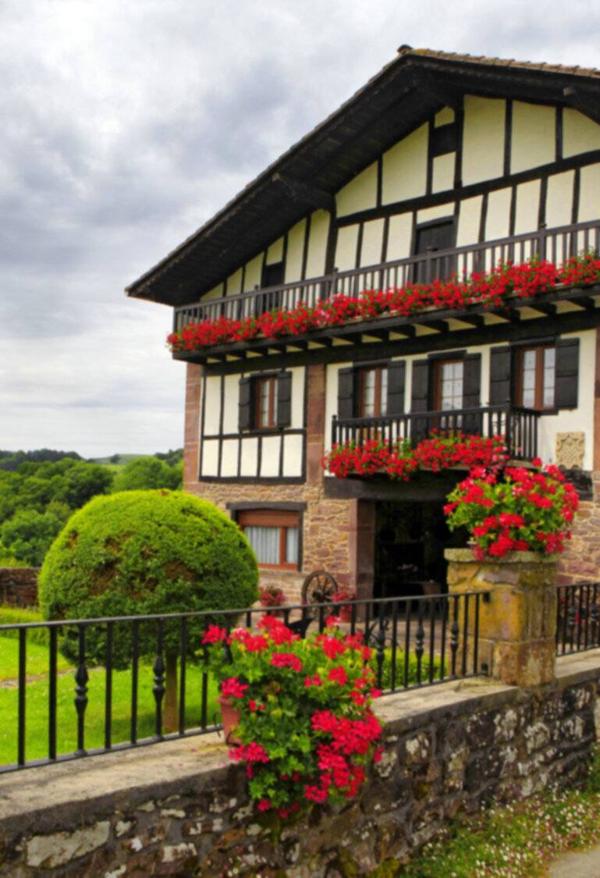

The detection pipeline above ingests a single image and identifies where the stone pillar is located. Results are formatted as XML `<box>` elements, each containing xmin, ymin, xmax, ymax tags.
<box><xmin>348</xmin><ymin>500</ymin><xmax>376</xmax><ymax>599</ymax></box>
<box><xmin>445</xmin><ymin>549</ymin><xmax>558</xmax><ymax>687</ymax></box>
<box><xmin>183</xmin><ymin>363</ymin><xmax>204</xmax><ymax>489</ymax></box>
<box><xmin>306</xmin><ymin>363</ymin><xmax>326</xmax><ymax>486</ymax></box>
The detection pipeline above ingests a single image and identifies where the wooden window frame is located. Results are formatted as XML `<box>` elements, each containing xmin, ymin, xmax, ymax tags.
<box><xmin>357</xmin><ymin>365</ymin><xmax>387</xmax><ymax>417</ymax></box>
<box><xmin>432</xmin><ymin>358</ymin><xmax>464</xmax><ymax>411</ymax></box>
<box><xmin>237</xmin><ymin>509</ymin><xmax>300</xmax><ymax>570</ymax></box>
<box><xmin>254</xmin><ymin>375</ymin><xmax>278</xmax><ymax>430</ymax></box>
<box><xmin>514</xmin><ymin>345</ymin><xmax>556</xmax><ymax>412</ymax></box>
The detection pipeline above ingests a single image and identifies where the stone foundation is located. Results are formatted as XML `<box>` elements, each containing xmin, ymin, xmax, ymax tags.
<box><xmin>0</xmin><ymin>567</ymin><xmax>38</xmax><ymax>608</ymax></box>
<box><xmin>0</xmin><ymin>653</ymin><xmax>598</xmax><ymax>877</ymax></box>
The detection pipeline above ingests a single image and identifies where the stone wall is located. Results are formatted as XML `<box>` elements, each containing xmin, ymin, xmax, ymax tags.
<box><xmin>558</xmin><ymin>472</ymin><xmax>600</xmax><ymax>584</ymax></box>
<box><xmin>0</xmin><ymin>652</ymin><xmax>598</xmax><ymax>877</ymax></box>
<box><xmin>0</xmin><ymin>567</ymin><xmax>38</xmax><ymax>607</ymax></box>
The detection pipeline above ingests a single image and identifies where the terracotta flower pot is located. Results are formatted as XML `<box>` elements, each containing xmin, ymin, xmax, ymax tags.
<box><xmin>219</xmin><ymin>694</ymin><xmax>241</xmax><ymax>746</ymax></box>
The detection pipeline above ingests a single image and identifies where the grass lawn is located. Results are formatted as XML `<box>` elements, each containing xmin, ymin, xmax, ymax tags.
<box><xmin>0</xmin><ymin>634</ymin><xmax>219</xmax><ymax>768</ymax></box>
<box><xmin>394</xmin><ymin>752</ymin><xmax>600</xmax><ymax>878</ymax></box>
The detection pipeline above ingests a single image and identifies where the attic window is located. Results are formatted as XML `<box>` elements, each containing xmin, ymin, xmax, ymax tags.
<box><xmin>261</xmin><ymin>261</ymin><xmax>285</xmax><ymax>289</ymax></box>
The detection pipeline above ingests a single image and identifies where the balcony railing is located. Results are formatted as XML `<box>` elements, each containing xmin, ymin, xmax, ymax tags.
<box><xmin>331</xmin><ymin>405</ymin><xmax>540</xmax><ymax>461</ymax></box>
<box><xmin>174</xmin><ymin>219</ymin><xmax>600</xmax><ymax>332</ymax></box>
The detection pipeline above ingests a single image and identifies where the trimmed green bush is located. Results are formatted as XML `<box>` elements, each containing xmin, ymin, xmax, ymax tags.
<box><xmin>38</xmin><ymin>490</ymin><xmax>258</xmax><ymax>665</ymax></box>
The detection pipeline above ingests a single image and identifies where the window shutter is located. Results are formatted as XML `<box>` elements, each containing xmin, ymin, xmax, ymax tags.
<box><xmin>387</xmin><ymin>361</ymin><xmax>406</xmax><ymax>416</ymax></box>
<box><xmin>337</xmin><ymin>367</ymin><xmax>356</xmax><ymax>420</ymax></box>
<box><xmin>410</xmin><ymin>359</ymin><xmax>430</xmax><ymax>443</ymax></box>
<box><xmin>238</xmin><ymin>376</ymin><xmax>252</xmax><ymax>431</ymax></box>
<box><xmin>410</xmin><ymin>360</ymin><xmax>429</xmax><ymax>412</ymax></box>
<box><xmin>555</xmin><ymin>338</ymin><xmax>579</xmax><ymax>408</ymax></box>
<box><xmin>489</xmin><ymin>346</ymin><xmax>512</xmax><ymax>405</ymax></box>
<box><xmin>462</xmin><ymin>354</ymin><xmax>482</xmax><ymax>434</ymax></box>
<box><xmin>276</xmin><ymin>371</ymin><xmax>292</xmax><ymax>428</ymax></box>
<box><xmin>462</xmin><ymin>354</ymin><xmax>481</xmax><ymax>408</ymax></box>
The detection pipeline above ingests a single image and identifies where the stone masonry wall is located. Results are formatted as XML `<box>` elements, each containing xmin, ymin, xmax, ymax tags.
<box><xmin>0</xmin><ymin>567</ymin><xmax>38</xmax><ymax>607</ymax></box>
<box><xmin>558</xmin><ymin>472</ymin><xmax>600</xmax><ymax>584</ymax></box>
<box><xmin>0</xmin><ymin>654</ymin><xmax>598</xmax><ymax>877</ymax></box>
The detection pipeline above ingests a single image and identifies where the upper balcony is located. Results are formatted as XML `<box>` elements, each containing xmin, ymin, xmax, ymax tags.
<box><xmin>171</xmin><ymin>220</ymin><xmax>600</xmax><ymax>364</ymax></box>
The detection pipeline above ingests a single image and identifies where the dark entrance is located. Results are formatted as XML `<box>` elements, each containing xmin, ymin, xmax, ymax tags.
<box><xmin>373</xmin><ymin>501</ymin><xmax>461</xmax><ymax>599</ymax></box>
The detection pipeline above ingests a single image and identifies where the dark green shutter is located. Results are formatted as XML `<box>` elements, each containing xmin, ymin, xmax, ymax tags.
<box><xmin>338</xmin><ymin>367</ymin><xmax>356</xmax><ymax>420</ymax></box>
<box><xmin>462</xmin><ymin>354</ymin><xmax>482</xmax><ymax>433</ymax></box>
<box><xmin>410</xmin><ymin>360</ymin><xmax>429</xmax><ymax>412</ymax></box>
<box><xmin>410</xmin><ymin>359</ymin><xmax>430</xmax><ymax>443</ymax></box>
<box><xmin>276</xmin><ymin>371</ymin><xmax>292</xmax><ymax>428</ymax></box>
<box><xmin>555</xmin><ymin>338</ymin><xmax>579</xmax><ymax>408</ymax></box>
<box><xmin>489</xmin><ymin>346</ymin><xmax>512</xmax><ymax>405</ymax></box>
<box><xmin>238</xmin><ymin>376</ymin><xmax>252</xmax><ymax>430</ymax></box>
<box><xmin>387</xmin><ymin>361</ymin><xmax>406</xmax><ymax>415</ymax></box>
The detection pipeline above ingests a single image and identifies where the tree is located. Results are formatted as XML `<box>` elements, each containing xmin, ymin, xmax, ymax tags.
<box><xmin>0</xmin><ymin>502</ymin><xmax>71</xmax><ymax>566</ymax></box>
<box><xmin>38</xmin><ymin>490</ymin><xmax>258</xmax><ymax>728</ymax></box>
<box><xmin>112</xmin><ymin>456</ymin><xmax>181</xmax><ymax>492</ymax></box>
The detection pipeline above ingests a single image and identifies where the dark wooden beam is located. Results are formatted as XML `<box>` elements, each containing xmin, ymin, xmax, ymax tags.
<box><xmin>563</xmin><ymin>86</ymin><xmax>600</xmax><ymax>127</ymax></box>
<box><xmin>271</xmin><ymin>173</ymin><xmax>335</xmax><ymax>212</ymax></box>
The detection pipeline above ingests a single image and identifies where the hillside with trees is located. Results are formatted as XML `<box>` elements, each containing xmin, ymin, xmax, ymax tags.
<box><xmin>0</xmin><ymin>450</ymin><xmax>183</xmax><ymax>566</ymax></box>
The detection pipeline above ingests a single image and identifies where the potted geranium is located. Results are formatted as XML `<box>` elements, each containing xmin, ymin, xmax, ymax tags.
<box><xmin>201</xmin><ymin>615</ymin><xmax>383</xmax><ymax>818</ymax></box>
<box><xmin>331</xmin><ymin>588</ymin><xmax>357</xmax><ymax>622</ymax></box>
<box><xmin>443</xmin><ymin>460</ymin><xmax>579</xmax><ymax>559</ymax></box>
<box><xmin>258</xmin><ymin>585</ymin><xmax>286</xmax><ymax>609</ymax></box>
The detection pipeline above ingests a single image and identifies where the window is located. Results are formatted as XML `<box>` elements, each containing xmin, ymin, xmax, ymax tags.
<box><xmin>238</xmin><ymin>510</ymin><xmax>300</xmax><ymax>569</ymax></box>
<box><xmin>255</xmin><ymin>375</ymin><xmax>278</xmax><ymax>429</ymax></box>
<box><xmin>413</xmin><ymin>219</ymin><xmax>455</xmax><ymax>283</ymax></box>
<box><xmin>358</xmin><ymin>366</ymin><xmax>388</xmax><ymax>417</ymax></box>
<box><xmin>433</xmin><ymin>359</ymin><xmax>464</xmax><ymax>410</ymax></box>
<box><xmin>515</xmin><ymin>346</ymin><xmax>556</xmax><ymax>410</ymax></box>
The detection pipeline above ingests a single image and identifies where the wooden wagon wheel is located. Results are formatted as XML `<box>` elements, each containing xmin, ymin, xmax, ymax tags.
<box><xmin>301</xmin><ymin>570</ymin><xmax>339</xmax><ymax>606</ymax></box>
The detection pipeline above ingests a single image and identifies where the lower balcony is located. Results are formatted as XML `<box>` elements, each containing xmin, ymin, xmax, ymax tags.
<box><xmin>331</xmin><ymin>405</ymin><xmax>540</xmax><ymax>463</ymax></box>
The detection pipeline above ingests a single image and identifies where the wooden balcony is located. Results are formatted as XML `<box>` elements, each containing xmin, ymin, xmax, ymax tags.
<box><xmin>174</xmin><ymin>220</ymin><xmax>600</xmax><ymax>333</ymax></box>
<box><xmin>331</xmin><ymin>405</ymin><xmax>540</xmax><ymax>462</ymax></box>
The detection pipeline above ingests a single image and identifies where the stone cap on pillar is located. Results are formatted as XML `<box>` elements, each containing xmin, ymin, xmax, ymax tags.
<box><xmin>445</xmin><ymin>548</ymin><xmax>558</xmax><ymax>564</ymax></box>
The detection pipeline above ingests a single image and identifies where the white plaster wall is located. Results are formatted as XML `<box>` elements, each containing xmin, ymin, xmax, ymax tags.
<box><xmin>222</xmin><ymin>375</ymin><xmax>239</xmax><ymax>434</ymax></box>
<box><xmin>457</xmin><ymin>195</ymin><xmax>483</xmax><ymax>247</ymax></box>
<box><xmin>360</xmin><ymin>219</ymin><xmax>385</xmax><ymax>267</ymax></box>
<box><xmin>240</xmin><ymin>437</ymin><xmax>259</xmax><ymax>476</ymax></box>
<box><xmin>386</xmin><ymin>213</ymin><xmax>413</xmax><ymax>261</ymax></box>
<box><xmin>432</xmin><ymin>153</ymin><xmax>455</xmax><ymax>193</ymax></box>
<box><xmin>200</xmin><ymin>439</ymin><xmax>219</xmax><ymax>477</ymax></box>
<box><xmin>226</xmin><ymin>268</ymin><xmax>242</xmax><ymax>296</ymax></box>
<box><xmin>266</xmin><ymin>236</ymin><xmax>284</xmax><ymax>264</ymax></box>
<box><xmin>435</xmin><ymin>107</ymin><xmax>455</xmax><ymax>127</ymax></box>
<box><xmin>283</xmin><ymin>434</ymin><xmax>303</xmax><ymax>477</ymax></box>
<box><xmin>462</xmin><ymin>96</ymin><xmax>505</xmax><ymax>185</ymax></box>
<box><xmin>546</xmin><ymin>171</ymin><xmax>575</xmax><ymax>229</ymax></box>
<box><xmin>203</xmin><ymin>376</ymin><xmax>221</xmax><ymax>434</ymax></box>
<box><xmin>514</xmin><ymin>179</ymin><xmax>541</xmax><ymax>235</ymax></box>
<box><xmin>220</xmin><ymin>439</ymin><xmax>239</xmax><ymax>477</ymax></box>
<box><xmin>336</xmin><ymin>163</ymin><xmax>378</xmax><ymax>217</ymax></box>
<box><xmin>243</xmin><ymin>254</ymin><xmax>263</xmax><ymax>292</ymax></box>
<box><xmin>563</xmin><ymin>109</ymin><xmax>600</xmax><ymax>158</ymax></box>
<box><xmin>201</xmin><ymin>282</ymin><xmax>224</xmax><ymax>301</ymax></box>
<box><xmin>305</xmin><ymin>210</ymin><xmax>330</xmax><ymax>279</ymax></box>
<box><xmin>334</xmin><ymin>225</ymin><xmax>359</xmax><ymax>271</ymax></box>
<box><xmin>511</xmin><ymin>101</ymin><xmax>555</xmax><ymax>174</ymax></box>
<box><xmin>260</xmin><ymin>436</ymin><xmax>281</xmax><ymax>477</ymax></box>
<box><xmin>382</xmin><ymin>124</ymin><xmax>428</xmax><ymax>204</ymax></box>
<box><xmin>290</xmin><ymin>366</ymin><xmax>305</xmax><ymax>429</ymax></box>
<box><xmin>578</xmin><ymin>163</ymin><xmax>600</xmax><ymax>222</ymax></box>
<box><xmin>485</xmin><ymin>187</ymin><xmax>512</xmax><ymax>242</ymax></box>
<box><xmin>417</xmin><ymin>203</ymin><xmax>455</xmax><ymax>224</ymax></box>
<box><xmin>285</xmin><ymin>219</ymin><xmax>307</xmax><ymax>283</ymax></box>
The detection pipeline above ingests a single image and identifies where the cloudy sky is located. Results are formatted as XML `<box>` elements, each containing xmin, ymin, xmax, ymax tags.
<box><xmin>2</xmin><ymin>0</ymin><xmax>600</xmax><ymax>457</ymax></box>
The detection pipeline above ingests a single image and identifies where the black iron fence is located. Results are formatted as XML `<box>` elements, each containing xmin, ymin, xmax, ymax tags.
<box><xmin>0</xmin><ymin>592</ymin><xmax>488</xmax><ymax>773</ymax></box>
<box><xmin>556</xmin><ymin>583</ymin><xmax>600</xmax><ymax>656</ymax></box>
<box><xmin>173</xmin><ymin>219</ymin><xmax>600</xmax><ymax>331</ymax></box>
<box><xmin>331</xmin><ymin>404</ymin><xmax>539</xmax><ymax>462</ymax></box>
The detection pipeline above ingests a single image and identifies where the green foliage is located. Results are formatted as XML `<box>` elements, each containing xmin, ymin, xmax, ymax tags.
<box><xmin>0</xmin><ymin>503</ymin><xmax>71</xmax><ymax>566</ymax></box>
<box><xmin>0</xmin><ymin>449</ymin><xmax>82</xmax><ymax>471</ymax></box>
<box><xmin>0</xmin><ymin>607</ymin><xmax>46</xmax><ymax>646</ymax></box>
<box><xmin>39</xmin><ymin>490</ymin><xmax>258</xmax><ymax>665</ymax></box>
<box><xmin>112</xmin><ymin>456</ymin><xmax>181</xmax><ymax>492</ymax></box>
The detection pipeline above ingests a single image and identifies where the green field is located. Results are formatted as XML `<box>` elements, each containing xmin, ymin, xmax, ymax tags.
<box><xmin>0</xmin><ymin>634</ymin><xmax>219</xmax><ymax>768</ymax></box>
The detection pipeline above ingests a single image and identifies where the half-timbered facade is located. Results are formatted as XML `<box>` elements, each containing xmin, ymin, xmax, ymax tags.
<box><xmin>129</xmin><ymin>48</ymin><xmax>600</xmax><ymax>600</ymax></box>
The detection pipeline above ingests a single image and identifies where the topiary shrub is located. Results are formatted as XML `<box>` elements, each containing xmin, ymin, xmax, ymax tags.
<box><xmin>39</xmin><ymin>490</ymin><xmax>258</xmax><ymax>727</ymax></box>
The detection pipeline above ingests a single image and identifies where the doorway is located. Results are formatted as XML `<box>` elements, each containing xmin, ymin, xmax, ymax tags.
<box><xmin>373</xmin><ymin>501</ymin><xmax>461</xmax><ymax>599</ymax></box>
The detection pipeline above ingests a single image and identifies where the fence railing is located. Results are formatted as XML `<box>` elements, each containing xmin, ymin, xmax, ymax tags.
<box><xmin>556</xmin><ymin>583</ymin><xmax>600</xmax><ymax>656</ymax></box>
<box><xmin>331</xmin><ymin>404</ymin><xmax>539</xmax><ymax>461</ymax></box>
<box><xmin>0</xmin><ymin>592</ymin><xmax>488</xmax><ymax>773</ymax></box>
<box><xmin>173</xmin><ymin>219</ymin><xmax>600</xmax><ymax>332</ymax></box>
